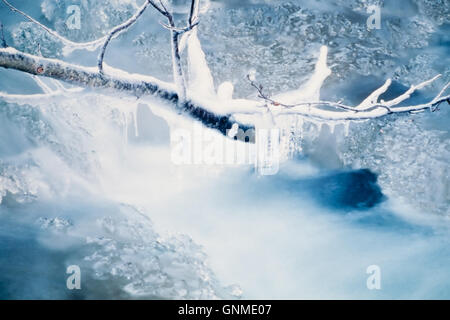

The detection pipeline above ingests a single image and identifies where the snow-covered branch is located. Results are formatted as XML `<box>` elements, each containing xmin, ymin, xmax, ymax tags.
<box><xmin>0</xmin><ymin>0</ymin><xmax>449</xmax><ymax>142</ymax></box>
<box><xmin>249</xmin><ymin>74</ymin><xmax>449</xmax><ymax>120</ymax></box>
<box><xmin>245</xmin><ymin>46</ymin><xmax>450</xmax><ymax>121</ymax></box>
<box><xmin>149</xmin><ymin>0</ymin><xmax>201</xmax><ymax>104</ymax></box>
<box><xmin>1</xmin><ymin>0</ymin><xmax>197</xmax><ymax>103</ymax></box>
<box><xmin>0</xmin><ymin>47</ymin><xmax>254</xmax><ymax>140</ymax></box>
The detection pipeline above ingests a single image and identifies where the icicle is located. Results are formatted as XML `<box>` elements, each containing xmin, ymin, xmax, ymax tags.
<box><xmin>329</xmin><ymin>122</ymin><xmax>336</xmax><ymax>134</ymax></box>
<box><xmin>123</xmin><ymin>112</ymin><xmax>129</xmax><ymax>144</ymax></box>
<box><xmin>131</xmin><ymin>103</ymin><xmax>139</xmax><ymax>138</ymax></box>
<box><xmin>317</xmin><ymin>121</ymin><xmax>324</xmax><ymax>133</ymax></box>
<box><xmin>255</xmin><ymin>127</ymin><xmax>280</xmax><ymax>176</ymax></box>
<box><xmin>296</xmin><ymin>116</ymin><xmax>304</xmax><ymax>132</ymax></box>
<box><xmin>343</xmin><ymin>121</ymin><xmax>350</xmax><ymax>137</ymax></box>
<box><xmin>307</xmin><ymin>118</ymin><xmax>320</xmax><ymax>133</ymax></box>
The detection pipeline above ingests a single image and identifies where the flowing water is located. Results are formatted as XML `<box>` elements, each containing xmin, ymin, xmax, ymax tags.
<box><xmin>0</xmin><ymin>0</ymin><xmax>449</xmax><ymax>299</ymax></box>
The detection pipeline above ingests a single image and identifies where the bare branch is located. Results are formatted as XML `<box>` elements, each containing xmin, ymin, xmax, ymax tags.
<box><xmin>189</xmin><ymin>0</ymin><xmax>200</xmax><ymax>26</ymax></box>
<box><xmin>98</xmin><ymin>0</ymin><xmax>152</xmax><ymax>74</ymax></box>
<box><xmin>145</xmin><ymin>1</ymin><xmax>165</xmax><ymax>17</ymax></box>
<box><xmin>158</xmin><ymin>0</ymin><xmax>170</xmax><ymax>15</ymax></box>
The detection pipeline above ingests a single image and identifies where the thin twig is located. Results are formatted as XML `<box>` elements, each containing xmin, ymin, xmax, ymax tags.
<box><xmin>246</xmin><ymin>73</ymin><xmax>449</xmax><ymax>117</ymax></box>
<box><xmin>189</xmin><ymin>0</ymin><xmax>200</xmax><ymax>26</ymax></box>
<box><xmin>246</xmin><ymin>75</ymin><xmax>359</xmax><ymax>112</ymax></box>
<box><xmin>160</xmin><ymin>0</ymin><xmax>169</xmax><ymax>11</ymax></box>
<box><xmin>246</xmin><ymin>75</ymin><xmax>272</xmax><ymax>108</ymax></box>
<box><xmin>98</xmin><ymin>0</ymin><xmax>152</xmax><ymax>74</ymax></box>
<box><xmin>146</xmin><ymin>0</ymin><xmax>166</xmax><ymax>16</ymax></box>
<box><xmin>160</xmin><ymin>21</ymin><xmax>199</xmax><ymax>34</ymax></box>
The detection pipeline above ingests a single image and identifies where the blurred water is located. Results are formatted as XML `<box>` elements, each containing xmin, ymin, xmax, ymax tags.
<box><xmin>0</xmin><ymin>0</ymin><xmax>449</xmax><ymax>299</ymax></box>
